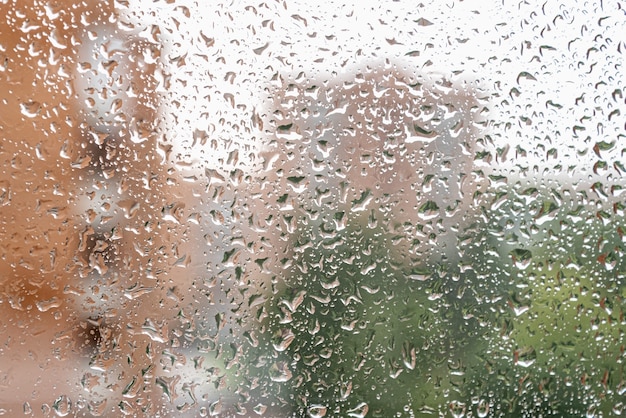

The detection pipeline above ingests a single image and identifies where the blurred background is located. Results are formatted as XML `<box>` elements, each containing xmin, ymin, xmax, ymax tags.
<box><xmin>0</xmin><ymin>0</ymin><xmax>624</xmax><ymax>416</ymax></box>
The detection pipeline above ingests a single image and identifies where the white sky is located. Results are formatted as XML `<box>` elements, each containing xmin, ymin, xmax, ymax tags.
<box><xmin>119</xmin><ymin>0</ymin><xmax>625</xmax><ymax>186</ymax></box>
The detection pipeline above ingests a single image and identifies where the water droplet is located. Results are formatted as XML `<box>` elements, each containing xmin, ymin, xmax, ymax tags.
<box><xmin>346</xmin><ymin>402</ymin><xmax>368</xmax><ymax>418</ymax></box>
<box><xmin>253</xmin><ymin>404</ymin><xmax>267</xmax><ymax>415</ymax></box>
<box><xmin>510</xmin><ymin>248</ymin><xmax>532</xmax><ymax>269</ymax></box>
<box><xmin>418</xmin><ymin>200</ymin><xmax>440</xmax><ymax>220</ymax></box>
<box><xmin>36</xmin><ymin>296</ymin><xmax>62</xmax><ymax>312</ymax></box>
<box><xmin>307</xmin><ymin>405</ymin><xmax>327</xmax><ymax>418</ymax></box>
<box><xmin>272</xmin><ymin>328</ymin><xmax>295</xmax><ymax>352</ymax></box>
<box><xmin>515</xmin><ymin>346</ymin><xmax>537</xmax><ymax>368</ymax></box>
<box><xmin>476</xmin><ymin>399</ymin><xmax>489</xmax><ymax>417</ymax></box>
<box><xmin>449</xmin><ymin>401</ymin><xmax>466</xmax><ymax>418</ymax></box>
<box><xmin>269</xmin><ymin>362</ymin><xmax>292</xmax><ymax>382</ymax></box>
<box><xmin>19</xmin><ymin>101</ymin><xmax>41</xmax><ymax>118</ymax></box>
<box><xmin>52</xmin><ymin>395</ymin><xmax>71</xmax><ymax>417</ymax></box>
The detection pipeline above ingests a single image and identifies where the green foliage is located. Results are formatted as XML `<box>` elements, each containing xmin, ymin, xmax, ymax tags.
<box><xmin>461</xmin><ymin>185</ymin><xmax>626</xmax><ymax>417</ymax></box>
<box><xmin>245</xmin><ymin>183</ymin><xmax>626</xmax><ymax>417</ymax></box>
<box><xmin>246</xmin><ymin>211</ymin><xmax>493</xmax><ymax>416</ymax></box>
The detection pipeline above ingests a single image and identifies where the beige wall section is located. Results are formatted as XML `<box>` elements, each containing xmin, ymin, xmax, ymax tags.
<box><xmin>0</xmin><ymin>2</ymin><xmax>193</xmax><ymax>415</ymax></box>
<box><xmin>0</xmin><ymin>1</ymin><xmax>100</xmax><ymax>412</ymax></box>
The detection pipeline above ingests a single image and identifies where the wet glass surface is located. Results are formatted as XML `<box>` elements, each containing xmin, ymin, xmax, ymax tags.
<box><xmin>1</xmin><ymin>1</ymin><xmax>625</xmax><ymax>416</ymax></box>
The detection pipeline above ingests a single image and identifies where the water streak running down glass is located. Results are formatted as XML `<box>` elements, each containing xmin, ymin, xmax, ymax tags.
<box><xmin>0</xmin><ymin>1</ymin><xmax>625</xmax><ymax>417</ymax></box>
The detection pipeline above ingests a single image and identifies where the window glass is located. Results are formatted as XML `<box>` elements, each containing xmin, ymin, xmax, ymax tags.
<box><xmin>1</xmin><ymin>1</ymin><xmax>624</xmax><ymax>416</ymax></box>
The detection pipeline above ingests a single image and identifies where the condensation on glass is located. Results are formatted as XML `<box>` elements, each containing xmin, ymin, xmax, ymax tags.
<box><xmin>0</xmin><ymin>0</ymin><xmax>624</xmax><ymax>417</ymax></box>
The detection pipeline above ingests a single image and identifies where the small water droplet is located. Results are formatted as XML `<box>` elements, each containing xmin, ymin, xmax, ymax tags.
<box><xmin>307</xmin><ymin>405</ymin><xmax>327</xmax><ymax>418</ymax></box>
<box><xmin>272</xmin><ymin>328</ymin><xmax>295</xmax><ymax>352</ymax></box>
<box><xmin>36</xmin><ymin>297</ymin><xmax>62</xmax><ymax>312</ymax></box>
<box><xmin>253</xmin><ymin>404</ymin><xmax>267</xmax><ymax>415</ymax></box>
<box><xmin>269</xmin><ymin>362</ymin><xmax>292</xmax><ymax>382</ymax></box>
<box><xmin>20</xmin><ymin>101</ymin><xmax>41</xmax><ymax>118</ymax></box>
<box><xmin>515</xmin><ymin>346</ymin><xmax>537</xmax><ymax>368</ymax></box>
<box><xmin>510</xmin><ymin>248</ymin><xmax>532</xmax><ymax>269</ymax></box>
<box><xmin>418</xmin><ymin>200</ymin><xmax>440</xmax><ymax>220</ymax></box>
<box><xmin>476</xmin><ymin>399</ymin><xmax>489</xmax><ymax>417</ymax></box>
<box><xmin>52</xmin><ymin>395</ymin><xmax>71</xmax><ymax>417</ymax></box>
<box><xmin>346</xmin><ymin>402</ymin><xmax>368</xmax><ymax>418</ymax></box>
<box><xmin>449</xmin><ymin>401</ymin><xmax>466</xmax><ymax>418</ymax></box>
